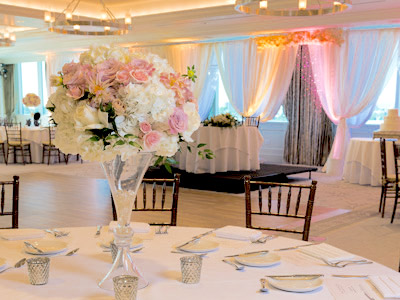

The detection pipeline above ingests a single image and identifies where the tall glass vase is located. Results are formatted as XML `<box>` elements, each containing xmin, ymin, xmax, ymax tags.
<box><xmin>98</xmin><ymin>152</ymin><xmax>154</xmax><ymax>291</ymax></box>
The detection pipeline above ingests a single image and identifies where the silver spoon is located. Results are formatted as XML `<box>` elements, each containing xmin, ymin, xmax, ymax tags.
<box><xmin>222</xmin><ymin>259</ymin><xmax>244</xmax><ymax>271</ymax></box>
<box><xmin>260</xmin><ymin>278</ymin><xmax>269</xmax><ymax>293</ymax></box>
<box><xmin>95</xmin><ymin>225</ymin><xmax>102</xmax><ymax>237</ymax></box>
<box><xmin>0</xmin><ymin>258</ymin><xmax>26</xmax><ymax>274</ymax></box>
<box><xmin>63</xmin><ymin>248</ymin><xmax>79</xmax><ymax>256</ymax></box>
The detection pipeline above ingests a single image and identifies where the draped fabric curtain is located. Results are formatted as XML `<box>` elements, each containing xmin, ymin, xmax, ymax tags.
<box><xmin>284</xmin><ymin>46</ymin><xmax>333</xmax><ymax>166</ymax></box>
<box><xmin>309</xmin><ymin>29</ymin><xmax>400</xmax><ymax>175</ymax></box>
<box><xmin>214</xmin><ymin>39</ymin><xmax>298</xmax><ymax>122</ymax></box>
<box><xmin>136</xmin><ymin>43</ymin><xmax>214</xmax><ymax>118</ymax></box>
<box><xmin>46</xmin><ymin>52</ymin><xmax>80</xmax><ymax>96</ymax></box>
<box><xmin>198</xmin><ymin>59</ymin><xmax>219</xmax><ymax>121</ymax></box>
<box><xmin>3</xmin><ymin>64</ymin><xmax>16</xmax><ymax>120</ymax></box>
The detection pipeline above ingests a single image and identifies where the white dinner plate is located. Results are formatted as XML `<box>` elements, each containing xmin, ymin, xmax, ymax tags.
<box><xmin>24</xmin><ymin>240</ymin><xmax>68</xmax><ymax>255</ymax></box>
<box><xmin>178</xmin><ymin>240</ymin><xmax>219</xmax><ymax>253</ymax></box>
<box><xmin>101</xmin><ymin>237</ymin><xmax>143</xmax><ymax>250</ymax></box>
<box><xmin>267</xmin><ymin>276</ymin><xmax>324</xmax><ymax>293</ymax></box>
<box><xmin>0</xmin><ymin>258</ymin><xmax>6</xmax><ymax>270</ymax></box>
<box><xmin>235</xmin><ymin>252</ymin><xmax>281</xmax><ymax>267</ymax></box>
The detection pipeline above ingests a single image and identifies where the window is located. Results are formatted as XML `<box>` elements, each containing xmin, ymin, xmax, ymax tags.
<box><xmin>367</xmin><ymin>66</ymin><xmax>399</xmax><ymax>124</ymax></box>
<box><xmin>212</xmin><ymin>71</ymin><xmax>287</xmax><ymax>122</ymax></box>
<box><xmin>16</xmin><ymin>61</ymin><xmax>48</xmax><ymax>116</ymax></box>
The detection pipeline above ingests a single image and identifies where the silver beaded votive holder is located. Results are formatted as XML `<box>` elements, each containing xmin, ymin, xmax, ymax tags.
<box><xmin>180</xmin><ymin>255</ymin><xmax>202</xmax><ymax>284</ymax></box>
<box><xmin>113</xmin><ymin>275</ymin><xmax>138</xmax><ymax>300</ymax></box>
<box><xmin>27</xmin><ymin>257</ymin><xmax>50</xmax><ymax>285</ymax></box>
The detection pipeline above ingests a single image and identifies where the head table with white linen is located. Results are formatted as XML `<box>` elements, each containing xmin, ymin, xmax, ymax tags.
<box><xmin>175</xmin><ymin>126</ymin><xmax>264</xmax><ymax>174</ymax></box>
<box><xmin>0</xmin><ymin>225</ymin><xmax>398</xmax><ymax>299</ymax></box>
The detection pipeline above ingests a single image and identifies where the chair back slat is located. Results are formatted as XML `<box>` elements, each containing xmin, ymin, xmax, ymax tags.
<box><xmin>277</xmin><ymin>186</ymin><xmax>282</xmax><ymax>214</ymax></box>
<box><xmin>244</xmin><ymin>175</ymin><xmax>317</xmax><ymax>241</ymax></box>
<box><xmin>47</xmin><ymin>126</ymin><xmax>57</xmax><ymax>146</ymax></box>
<box><xmin>110</xmin><ymin>174</ymin><xmax>181</xmax><ymax>226</ymax></box>
<box><xmin>295</xmin><ymin>188</ymin><xmax>302</xmax><ymax>215</ymax></box>
<box><xmin>268</xmin><ymin>186</ymin><xmax>272</xmax><ymax>213</ymax></box>
<box><xmin>5</xmin><ymin>123</ymin><xmax>22</xmax><ymax>145</ymax></box>
<box><xmin>1</xmin><ymin>184</ymin><xmax>4</xmax><ymax>214</ymax></box>
<box><xmin>380</xmin><ymin>138</ymin><xmax>388</xmax><ymax>180</ymax></box>
<box><xmin>0</xmin><ymin>175</ymin><xmax>19</xmax><ymax>229</ymax></box>
<box><xmin>142</xmin><ymin>182</ymin><xmax>147</xmax><ymax>208</ymax></box>
<box><xmin>152</xmin><ymin>182</ymin><xmax>157</xmax><ymax>209</ymax></box>
<box><xmin>258</xmin><ymin>185</ymin><xmax>262</xmax><ymax>212</ymax></box>
<box><xmin>161</xmin><ymin>182</ymin><xmax>166</xmax><ymax>209</ymax></box>
<box><xmin>286</xmin><ymin>187</ymin><xmax>292</xmax><ymax>215</ymax></box>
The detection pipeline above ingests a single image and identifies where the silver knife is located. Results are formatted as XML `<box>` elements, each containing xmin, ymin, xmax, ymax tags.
<box><xmin>24</xmin><ymin>241</ymin><xmax>44</xmax><ymax>254</ymax></box>
<box><xmin>266</xmin><ymin>274</ymin><xmax>324</xmax><ymax>278</ymax></box>
<box><xmin>176</xmin><ymin>230</ymin><xmax>214</xmax><ymax>249</ymax></box>
<box><xmin>332</xmin><ymin>275</ymin><xmax>369</xmax><ymax>278</ymax></box>
<box><xmin>225</xmin><ymin>250</ymin><xmax>269</xmax><ymax>258</ymax></box>
<box><xmin>273</xmin><ymin>244</ymin><xmax>314</xmax><ymax>251</ymax></box>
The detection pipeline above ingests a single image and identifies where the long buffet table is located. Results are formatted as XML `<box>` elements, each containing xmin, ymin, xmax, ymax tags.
<box><xmin>0</xmin><ymin>226</ymin><xmax>398</xmax><ymax>299</ymax></box>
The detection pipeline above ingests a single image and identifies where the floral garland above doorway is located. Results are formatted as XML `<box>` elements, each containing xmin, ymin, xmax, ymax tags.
<box><xmin>256</xmin><ymin>28</ymin><xmax>344</xmax><ymax>49</ymax></box>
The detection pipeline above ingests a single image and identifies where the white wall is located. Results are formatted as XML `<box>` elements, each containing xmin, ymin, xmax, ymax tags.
<box><xmin>258</xmin><ymin>121</ymin><xmax>380</xmax><ymax>165</ymax></box>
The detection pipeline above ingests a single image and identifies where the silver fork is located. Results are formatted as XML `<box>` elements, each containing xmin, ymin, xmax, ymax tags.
<box><xmin>251</xmin><ymin>235</ymin><xmax>274</xmax><ymax>244</ymax></box>
<box><xmin>222</xmin><ymin>259</ymin><xmax>245</xmax><ymax>271</ymax></box>
<box><xmin>320</xmin><ymin>258</ymin><xmax>372</xmax><ymax>268</ymax></box>
<box><xmin>95</xmin><ymin>225</ymin><xmax>102</xmax><ymax>237</ymax></box>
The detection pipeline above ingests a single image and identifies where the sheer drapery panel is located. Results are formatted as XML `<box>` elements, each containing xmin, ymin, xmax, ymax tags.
<box><xmin>309</xmin><ymin>29</ymin><xmax>400</xmax><ymax>175</ymax></box>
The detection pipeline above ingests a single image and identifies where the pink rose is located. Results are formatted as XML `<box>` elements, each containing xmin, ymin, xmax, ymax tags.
<box><xmin>67</xmin><ymin>85</ymin><xmax>85</xmax><ymax>100</ymax></box>
<box><xmin>62</xmin><ymin>62</ymin><xmax>86</xmax><ymax>86</ymax></box>
<box><xmin>143</xmin><ymin>131</ymin><xmax>161</xmax><ymax>150</ymax></box>
<box><xmin>168</xmin><ymin>107</ymin><xmax>188</xmax><ymax>134</ymax></box>
<box><xmin>131</xmin><ymin>59</ymin><xmax>149</xmax><ymax>69</ymax></box>
<box><xmin>97</xmin><ymin>59</ymin><xmax>121</xmax><ymax>83</ymax></box>
<box><xmin>139</xmin><ymin>121</ymin><xmax>151</xmax><ymax>134</ymax></box>
<box><xmin>130</xmin><ymin>69</ymin><xmax>148</xmax><ymax>83</ymax></box>
<box><xmin>116</xmin><ymin>69</ymin><xmax>131</xmax><ymax>85</ymax></box>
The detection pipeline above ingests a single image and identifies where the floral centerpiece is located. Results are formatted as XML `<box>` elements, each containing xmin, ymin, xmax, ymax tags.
<box><xmin>46</xmin><ymin>45</ymin><xmax>201</xmax><ymax>290</ymax></box>
<box><xmin>203</xmin><ymin>112</ymin><xmax>241</xmax><ymax>128</ymax></box>
<box><xmin>22</xmin><ymin>93</ymin><xmax>41</xmax><ymax>107</ymax></box>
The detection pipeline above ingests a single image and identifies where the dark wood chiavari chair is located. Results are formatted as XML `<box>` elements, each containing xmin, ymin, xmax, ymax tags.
<box><xmin>242</xmin><ymin>116</ymin><xmax>260</xmax><ymax>128</ymax></box>
<box><xmin>0</xmin><ymin>122</ymin><xmax>6</xmax><ymax>164</ymax></box>
<box><xmin>5</xmin><ymin>122</ymin><xmax>32</xmax><ymax>164</ymax></box>
<box><xmin>42</xmin><ymin>126</ymin><xmax>67</xmax><ymax>164</ymax></box>
<box><xmin>390</xmin><ymin>141</ymin><xmax>399</xmax><ymax>223</ymax></box>
<box><xmin>244</xmin><ymin>176</ymin><xmax>317</xmax><ymax>241</ymax></box>
<box><xmin>379</xmin><ymin>138</ymin><xmax>398</xmax><ymax>218</ymax></box>
<box><xmin>111</xmin><ymin>174</ymin><xmax>181</xmax><ymax>226</ymax></box>
<box><xmin>0</xmin><ymin>176</ymin><xmax>19</xmax><ymax>229</ymax></box>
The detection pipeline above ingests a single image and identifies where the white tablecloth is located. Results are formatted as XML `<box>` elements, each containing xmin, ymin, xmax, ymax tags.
<box><xmin>343</xmin><ymin>138</ymin><xmax>396</xmax><ymax>186</ymax></box>
<box><xmin>0</xmin><ymin>226</ymin><xmax>397</xmax><ymax>299</ymax></box>
<box><xmin>175</xmin><ymin>126</ymin><xmax>264</xmax><ymax>174</ymax></box>
<box><xmin>0</xmin><ymin>126</ymin><xmax>49</xmax><ymax>163</ymax></box>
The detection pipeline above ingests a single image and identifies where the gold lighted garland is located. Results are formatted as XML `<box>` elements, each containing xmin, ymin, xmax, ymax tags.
<box><xmin>256</xmin><ymin>29</ymin><xmax>344</xmax><ymax>49</ymax></box>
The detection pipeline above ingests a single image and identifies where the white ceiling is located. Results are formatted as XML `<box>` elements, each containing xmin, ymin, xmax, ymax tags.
<box><xmin>0</xmin><ymin>0</ymin><xmax>399</xmax><ymax>63</ymax></box>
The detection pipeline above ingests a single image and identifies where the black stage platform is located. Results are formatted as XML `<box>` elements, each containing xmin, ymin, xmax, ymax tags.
<box><xmin>145</xmin><ymin>164</ymin><xmax>318</xmax><ymax>194</ymax></box>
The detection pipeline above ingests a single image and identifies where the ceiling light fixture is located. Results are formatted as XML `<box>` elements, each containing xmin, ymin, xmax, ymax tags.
<box><xmin>0</xmin><ymin>31</ymin><xmax>16</xmax><ymax>47</ymax></box>
<box><xmin>44</xmin><ymin>0</ymin><xmax>132</xmax><ymax>36</ymax></box>
<box><xmin>235</xmin><ymin>0</ymin><xmax>351</xmax><ymax>17</ymax></box>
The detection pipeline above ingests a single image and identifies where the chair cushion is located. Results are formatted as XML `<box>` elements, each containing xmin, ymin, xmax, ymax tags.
<box><xmin>8</xmin><ymin>140</ymin><xmax>30</xmax><ymax>146</ymax></box>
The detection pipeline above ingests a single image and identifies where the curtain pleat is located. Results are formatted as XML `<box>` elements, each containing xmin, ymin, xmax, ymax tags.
<box><xmin>284</xmin><ymin>46</ymin><xmax>333</xmax><ymax>166</ymax></box>
<box><xmin>3</xmin><ymin>64</ymin><xmax>15</xmax><ymax>120</ymax></box>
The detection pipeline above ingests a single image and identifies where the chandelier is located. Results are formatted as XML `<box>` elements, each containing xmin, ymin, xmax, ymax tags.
<box><xmin>0</xmin><ymin>31</ymin><xmax>16</xmax><ymax>47</ymax></box>
<box><xmin>235</xmin><ymin>0</ymin><xmax>352</xmax><ymax>17</ymax></box>
<box><xmin>44</xmin><ymin>0</ymin><xmax>132</xmax><ymax>36</ymax></box>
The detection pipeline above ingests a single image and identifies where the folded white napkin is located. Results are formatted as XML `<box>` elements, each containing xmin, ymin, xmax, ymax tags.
<box><xmin>0</xmin><ymin>228</ymin><xmax>45</xmax><ymax>241</ymax></box>
<box><xmin>369</xmin><ymin>276</ymin><xmax>400</xmax><ymax>298</ymax></box>
<box><xmin>299</xmin><ymin>243</ymin><xmax>355</xmax><ymax>263</ymax></box>
<box><xmin>108</xmin><ymin>221</ymin><xmax>150</xmax><ymax>233</ymax></box>
<box><xmin>214</xmin><ymin>225</ymin><xmax>262</xmax><ymax>241</ymax></box>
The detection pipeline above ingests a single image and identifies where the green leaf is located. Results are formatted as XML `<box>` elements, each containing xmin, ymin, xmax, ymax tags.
<box><xmin>164</xmin><ymin>163</ymin><xmax>172</xmax><ymax>174</ymax></box>
<box><xmin>166</xmin><ymin>157</ymin><xmax>178</xmax><ymax>165</ymax></box>
<box><xmin>124</xmin><ymin>134</ymin><xmax>134</xmax><ymax>138</ymax></box>
<box><xmin>88</xmin><ymin>136</ymin><xmax>100</xmax><ymax>142</ymax></box>
<box><xmin>128</xmin><ymin>141</ymin><xmax>142</xmax><ymax>149</ymax></box>
<box><xmin>187</xmin><ymin>145</ymin><xmax>192</xmax><ymax>153</ymax></box>
<box><xmin>197</xmin><ymin>143</ymin><xmax>206</xmax><ymax>148</ymax></box>
<box><xmin>206</xmin><ymin>154</ymin><xmax>213</xmax><ymax>159</ymax></box>
<box><xmin>115</xmin><ymin>140</ymin><xmax>126</xmax><ymax>146</ymax></box>
<box><xmin>154</xmin><ymin>156</ymin><xmax>163</xmax><ymax>166</ymax></box>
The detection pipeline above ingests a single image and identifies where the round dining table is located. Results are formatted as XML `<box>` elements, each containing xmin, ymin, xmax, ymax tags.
<box><xmin>0</xmin><ymin>225</ymin><xmax>398</xmax><ymax>299</ymax></box>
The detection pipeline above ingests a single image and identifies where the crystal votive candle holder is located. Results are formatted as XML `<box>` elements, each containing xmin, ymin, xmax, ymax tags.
<box><xmin>27</xmin><ymin>257</ymin><xmax>50</xmax><ymax>285</ymax></box>
<box><xmin>113</xmin><ymin>275</ymin><xmax>139</xmax><ymax>300</ymax></box>
<box><xmin>180</xmin><ymin>255</ymin><xmax>202</xmax><ymax>284</ymax></box>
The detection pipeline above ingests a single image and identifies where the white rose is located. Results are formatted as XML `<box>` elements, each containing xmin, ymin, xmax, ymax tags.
<box><xmin>74</xmin><ymin>102</ymin><xmax>109</xmax><ymax>131</ymax></box>
<box><xmin>155</xmin><ymin>133</ymin><xmax>179</xmax><ymax>157</ymax></box>
<box><xmin>181</xmin><ymin>102</ymin><xmax>201</xmax><ymax>142</ymax></box>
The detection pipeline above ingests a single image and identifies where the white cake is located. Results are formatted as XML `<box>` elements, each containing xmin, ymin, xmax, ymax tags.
<box><xmin>380</xmin><ymin>109</ymin><xmax>400</xmax><ymax>131</ymax></box>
